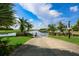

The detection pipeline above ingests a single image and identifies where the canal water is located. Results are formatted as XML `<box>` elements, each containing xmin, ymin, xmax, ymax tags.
<box><xmin>0</xmin><ymin>31</ymin><xmax>48</xmax><ymax>37</ymax></box>
<box><xmin>29</xmin><ymin>31</ymin><xmax>48</xmax><ymax>37</ymax></box>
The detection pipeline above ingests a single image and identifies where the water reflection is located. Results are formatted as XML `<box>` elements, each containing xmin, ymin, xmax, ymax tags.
<box><xmin>29</xmin><ymin>31</ymin><xmax>48</xmax><ymax>37</ymax></box>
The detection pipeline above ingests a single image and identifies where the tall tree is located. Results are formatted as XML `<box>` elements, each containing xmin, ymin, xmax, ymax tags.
<box><xmin>48</xmin><ymin>24</ymin><xmax>56</xmax><ymax>34</ymax></box>
<box><xmin>19</xmin><ymin>18</ymin><xmax>33</xmax><ymax>32</ymax></box>
<box><xmin>72</xmin><ymin>24</ymin><xmax>78</xmax><ymax>31</ymax></box>
<box><xmin>57</xmin><ymin>21</ymin><xmax>66</xmax><ymax>32</ymax></box>
<box><xmin>76</xmin><ymin>19</ymin><xmax>79</xmax><ymax>31</ymax></box>
<box><xmin>0</xmin><ymin>3</ymin><xmax>15</xmax><ymax>28</ymax></box>
<box><xmin>26</xmin><ymin>22</ymin><xmax>33</xmax><ymax>31</ymax></box>
<box><xmin>72</xmin><ymin>19</ymin><xmax>79</xmax><ymax>31</ymax></box>
<box><xmin>19</xmin><ymin>18</ymin><xmax>27</xmax><ymax>32</ymax></box>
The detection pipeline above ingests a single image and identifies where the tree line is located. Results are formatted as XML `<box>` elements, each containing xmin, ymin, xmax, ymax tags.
<box><xmin>47</xmin><ymin>19</ymin><xmax>79</xmax><ymax>38</ymax></box>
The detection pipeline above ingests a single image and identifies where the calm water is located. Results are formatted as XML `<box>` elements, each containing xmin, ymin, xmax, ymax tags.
<box><xmin>0</xmin><ymin>31</ymin><xmax>48</xmax><ymax>37</ymax></box>
<box><xmin>29</xmin><ymin>31</ymin><xmax>48</xmax><ymax>37</ymax></box>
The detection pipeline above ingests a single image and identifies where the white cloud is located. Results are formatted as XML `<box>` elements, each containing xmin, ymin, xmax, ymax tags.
<box><xmin>19</xmin><ymin>3</ymin><xmax>63</xmax><ymax>29</ymax></box>
<box><xmin>70</xmin><ymin>6</ymin><xmax>78</xmax><ymax>12</ymax></box>
<box><xmin>49</xmin><ymin>10</ymin><xmax>62</xmax><ymax>17</ymax></box>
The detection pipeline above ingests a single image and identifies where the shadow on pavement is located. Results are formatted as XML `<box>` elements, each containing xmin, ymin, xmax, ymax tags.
<box><xmin>10</xmin><ymin>44</ymin><xmax>79</xmax><ymax>56</ymax></box>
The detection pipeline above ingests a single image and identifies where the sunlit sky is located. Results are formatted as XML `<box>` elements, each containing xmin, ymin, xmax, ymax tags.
<box><xmin>12</xmin><ymin>3</ymin><xmax>79</xmax><ymax>29</ymax></box>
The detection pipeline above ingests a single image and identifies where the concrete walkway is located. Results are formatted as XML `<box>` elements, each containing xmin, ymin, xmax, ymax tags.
<box><xmin>11</xmin><ymin>37</ymin><xmax>79</xmax><ymax>56</ymax></box>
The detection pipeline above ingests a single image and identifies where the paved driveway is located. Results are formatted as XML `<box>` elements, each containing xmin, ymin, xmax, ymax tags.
<box><xmin>11</xmin><ymin>37</ymin><xmax>79</xmax><ymax>56</ymax></box>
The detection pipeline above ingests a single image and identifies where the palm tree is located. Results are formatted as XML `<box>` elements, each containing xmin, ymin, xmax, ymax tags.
<box><xmin>72</xmin><ymin>19</ymin><xmax>79</xmax><ymax>31</ymax></box>
<box><xmin>26</xmin><ymin>22</ymin><xmax>33</xmax><ymax>31</ymax></box>
<box><xmin>72</xmin><ymin>24</ymin><xmax>78</xmax><ymax>31</ymax></box>
<box><xmin>19</xmin><ymin>18</ymin><xmax>27</xmax><ymax>32</ymax></box>
<box><xmin>48</xmin><ymin>24</ymin><xmax>56</xmax><ymax>34</ymax></box>
<box><xmin>57</xmin><ymin>21</ymin><xmax>66</xmax><ymax>32</ymax></box>
<box><xmin>76</xmin><ymin>19</ymin><xmax>79</xmax><ymax>31</ymax></box>
<box><xmin>0</xmin><ymin>3</ymin><xmax>15</xmax><ymax>28</ymax></box>
<box><xmin>19</xmin><ymin>18</ymin><xmax>33</xmax><ymax>32</ymax></box>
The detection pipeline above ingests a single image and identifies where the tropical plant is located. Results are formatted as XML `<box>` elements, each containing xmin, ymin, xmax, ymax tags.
<box><xmin>57</xmin><ymin>21</ymin><xmax>66</xmax><ymax>32</ymax></box>
<box><xmin>72</xmin><ymin>24</ymin><xmax>78</xmax><ymax>31</ymax></box>
<box><xmin>19</xmin><ymin>18</ymin><xmax>33</xmax><ymax>32</ymax></box>
<box><xmin>76</xmin><ymin>19</ymin><xmax>79</xmax><ymax>31</ymax></box>
<box><xmin>26</xmin><ymin>22</ymin><xmax>33</xmax><ymax>31</ymax></box>
<box><xmin>19</xmin><ymin>18</ymin><xmax>27</xmax><ymax>32</ymax></box>
<box><xmin>0</xmin><ymin>3</ymin><xmax>15</xmax><ymax>28</ymax></box>
<box><xmin>48</xmin><ymin>24</ymin><xmax>56</xmax><ymax>35</ymax></box>
<box><xmin>0</xmin><ymin>37</ymin><xmax>10</xmax><ymax>56</ymax></box>
<box><xmin>72</xmin><ymin>19</ymin><xmax>79</xmax><ymax>31</ymax></box>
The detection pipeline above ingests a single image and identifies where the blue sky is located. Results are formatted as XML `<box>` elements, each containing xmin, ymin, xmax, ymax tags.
<box><xmin>13</xmin><ymin>3</ymin><xmax>79</xmax><ymax>29</ymax></box>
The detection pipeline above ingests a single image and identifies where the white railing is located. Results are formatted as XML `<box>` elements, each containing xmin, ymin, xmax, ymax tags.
<box><xmin>0</xmin><ymin>33</ymin><xmax>16</xmax><ymax>37</ymax></box>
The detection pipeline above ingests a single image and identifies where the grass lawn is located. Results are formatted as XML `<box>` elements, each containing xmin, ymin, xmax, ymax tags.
<box><xmin>0</xmin><ymin>30</ymin><xmax>31</xmax><ymax>45</ymax></box>
<box><xmin>1</xmin><ymin>36</ymin><xmax>32</xmax><ymax>45</ymax></box>
<box><xmin>0</xmin><ymin>30</ymin><xmax>32</xmax><ymax>46</ymax></box>
<box><xmin>0</xmin><ymin>29</ymin><xmax>32</xmax><ymax>55</ymax></box>
<box><xmin>0</xmin><ymin>30</ymin><xmax>20</xmax><ymax>34</ymax></box>
<box><xmin>0</xmin><ymin>36</ymin><xmax>32</xmax><ymax>55</ymax></box>
<box><xmin>49</xmin><ymin>35</ymin><xmax>79</xmax><ymax>45</ymax></box>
